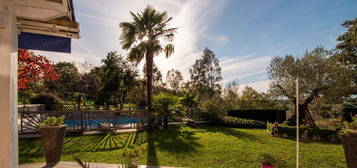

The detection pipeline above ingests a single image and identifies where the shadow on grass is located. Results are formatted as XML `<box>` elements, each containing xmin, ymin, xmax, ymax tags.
<box><xmin>19</xmin><ymin>132</ymin><xmax>148</xmax><ymax>163</ymax></box>
<box><xmin>146</xmin><ymin>126</ymin><xmax>202</xmax><ymax>166</ymax></box>
<box><xmin>200</xmin><ymin>126</ymin><xmax>265</xmax><ymax>143</ymax></box>
<box><xmin>19</xmin><ymin>139</ymin><xmax>44</xmax><ymax>163</ymax></box>
<box><xmin>147</xmin><ymin>131</ymin><xmax>159</xmax><ymax>166</ymax></box>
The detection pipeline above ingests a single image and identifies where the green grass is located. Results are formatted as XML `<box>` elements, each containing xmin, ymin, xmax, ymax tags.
<box><xmin>19</xmin><ymin>126</ymin><xmax>346</xmax><ymax>168</ymax></box>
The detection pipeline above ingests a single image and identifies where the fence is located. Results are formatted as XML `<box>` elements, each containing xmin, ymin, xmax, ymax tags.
<box><xmin>18</xmin><ymin>109</ymin><xmax>147</xmax><ymax>135</ymax></box>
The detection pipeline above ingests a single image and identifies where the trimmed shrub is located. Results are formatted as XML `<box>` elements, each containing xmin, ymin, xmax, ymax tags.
<box><xmin>268</xmin><ymin>125</ymin><xmax>340</xmax><ymax>143</ymax></box>
<box><xmin>197</xmin><ymin>96</ymin><xmax>227</xmax><ymax>122</ymax></box>
<box><xmin>30</xmin><ymin>93</ymin><xmax>63</xmax><ymax>110</ymax></box>
<box><xmin>228</xmin><ymin>109</ymin><xmax>286</xmax><ymax>123</ymax></box>
<box><xmin>211</xmin><ymin>116</ymin><xmax>266</xmax><ymax>128</ymax></box>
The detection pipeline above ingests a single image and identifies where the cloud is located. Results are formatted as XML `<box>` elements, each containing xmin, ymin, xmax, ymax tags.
<box><xmin>220</xmin><ymin>55</ymin><xmax>272</xmax><ymax>83</ymax></box>
<box><xmin>240</xmin><ymin>80</ymin><xmax>271</xmax><ymax>93</ymax></box>
<box><xmin>34</xmin><ymin>0</ymin><xmax>230</xmax><ymax>80</ymax></box>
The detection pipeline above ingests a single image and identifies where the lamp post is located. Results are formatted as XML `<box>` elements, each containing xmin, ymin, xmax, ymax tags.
<box><xmin>296</xmin><ymin>78</ymin><xmax>299</xmax><ymax>168</ymax></box>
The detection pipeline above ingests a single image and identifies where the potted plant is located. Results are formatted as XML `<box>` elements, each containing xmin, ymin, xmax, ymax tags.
<box><xmin>120</xmin><ymin>146</ymin><xmax>142</xmax><ymax>168</ymax></box>
<box><xmin>340</xmin><ymin>120</ymin><xmax>357</xmax><ymax>168</ymax></box>
<box><xmin>38</xmin><ymin>115</ymin><xmax>66</xmax><ymax>166</ymax></box>
<box><xmin>258</xmin><ymin>153</ymin><xmax>276</xmax><ymax>168</ymax></box>
<box><xmin>73</xmin><ymin>146</ymin><xmax>143</xmax><ymax>168</ymax></box>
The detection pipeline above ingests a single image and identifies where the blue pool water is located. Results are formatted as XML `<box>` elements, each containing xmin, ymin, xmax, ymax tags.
<box><xmin>64</xmin><ymin>118</ymin><xmax>144</xmax><ymax>127</ymax></box>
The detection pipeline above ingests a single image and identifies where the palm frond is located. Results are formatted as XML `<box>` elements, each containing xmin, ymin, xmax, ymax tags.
<box><xmin>119</xmin><ymin>5</ymin><xmax>177</xmax><ymax>61</ymax></box>
<box><xmin>127</xmin><ymin>42</ymin><xmax>147</xmax><ymax>65</ymax></box>
<box><xmin>164</xmin><ymin>44</ymin><xmax>175</xmax><ymax>58</ymax></box>
<box><xmin>119</xmin><ymin>22</ymin><xmax>137</xmax><ymax>50</ymax></box>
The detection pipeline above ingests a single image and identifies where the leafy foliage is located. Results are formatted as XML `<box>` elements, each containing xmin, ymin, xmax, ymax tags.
<box><xmin>215</xmin><ymin>116</ymin><xmax>266</xmax><ymax>128</ymax></box>
<box><xmin>267</xmin><ymin>46</ymin><xmax>352</xmax><ymax>126</ymax></box>
<box><xmin>197</xmin><ymin>95</ymin><xmax>227</xmax><ymax>121</ymax></box>
<box><xmin>45</xmin><ymin>61</ymin><xmax>81</xmax><ymax>99</ymax></box>
<box><xmin>38</xmin><ymin>115</ymin><xmax>64</xmax><ymax>127</ymax></box>
<box><xmin>189</xmin><ymin>47</ymin><xmax>222</xmax><ymax>99</ymax></box>
<box><xmin>334</xmin><ymin>18</ymin><xmax>357</xmax><ymax>98</ymax></box>
<box><xmin>95</xmin><ymin>52</ymin><xmax>138</xmax><ymax>109</ymax></box>
<box><xmin>73</xmin><ymin>146</ymin><xmax>143</xmax><ymax>168</ymax></box>
<box><xmin>143</xmin><ymin>63</ymin><xmax>164</xmax><ymax>92</ymax></box>
<box><xmin>30</xmin><ymin>93</ymin><xmax>63</xmax><ymax>110</ymax></box>
<box><xmin>18</xmin><ymin>49</ymin><xmax>59</xmax><ymax>90</ymax></box>
<box><xmin>222</xmin><ymin>81</ymin><xmax>240</xmax><ymax>110</ymax></box>
<box><xmin>166</xmin><ymin>69</ymin><xmax>183</xmax><ymax>92</ymax></box>
<box><xmin>336</xmin><ymin>18</ymin><xmax>357</xmax><ymax>70</ymax></box>
<box><xmin>153</xmin><ymin>93</ymin><xmax>184</xmax><ymax>127</ymax></box>
<box><xmin>269</xmin><ymin>125</ymin><xmax>340</xmax><ymax>143</ymax></box>
<box><xmin>121</xmin><ymin>146</ymin><xmax>143</xmax><ymax>168</ymax></box>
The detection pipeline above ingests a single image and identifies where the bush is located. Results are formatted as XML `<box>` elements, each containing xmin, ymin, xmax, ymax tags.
<box><xmin>212</xmin><ymin>116</ymin><xmax>266</xmax><ymax>128</ymax></box>
<box><xmin>30</xmin><ymin>93</ymin><xmax>63</xmax><ymax>110</ymax></box>
<box><xmin>269</xmin><ymin>125</ymin><xmax>340</xmax><ymax>143</ymax></box>
<box><xmin>197</xmin><ymin>95</ymin><xmax>227</xmax><ymax>122</ymax></box>
<box><xmin>38</xmin><ymin>116</ymin><xmax>64</xmax><ymax>127</ymax></box>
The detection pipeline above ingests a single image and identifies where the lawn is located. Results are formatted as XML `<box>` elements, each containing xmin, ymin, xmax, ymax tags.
<box><xmin>19</xmin><ymin>126</ymin><xmax>346</xmax><ymax>168</ymax></box>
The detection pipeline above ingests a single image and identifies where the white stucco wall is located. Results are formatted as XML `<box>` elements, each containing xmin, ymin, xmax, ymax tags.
<box><xmin>0</xmin><ymin>0</ymin><xmax>18</xmax><ymax>167</ymax></box>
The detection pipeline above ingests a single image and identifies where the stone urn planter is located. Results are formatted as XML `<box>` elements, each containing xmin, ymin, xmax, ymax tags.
<box><xmin>40</xmin><ymin>125</ymin><xmax>66</xmax><ymax>166</ymax></box>
<box><xmin>341</xmin><ymin>130</ymin><xmax>357</xmax><ymax>168</ymax></box>
<box><xmin>38</xmin><ymin>116</ymin><xmax>66</xmax><ymax>167</ymax></box>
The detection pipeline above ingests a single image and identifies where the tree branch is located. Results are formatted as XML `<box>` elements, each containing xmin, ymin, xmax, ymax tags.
<box><xmin>276</xmin><ymin>84</ymin><xmax>296</xmax><ymax>103</ymax></box>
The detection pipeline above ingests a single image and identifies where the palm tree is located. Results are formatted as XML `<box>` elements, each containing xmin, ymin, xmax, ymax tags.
<box><xmin>119</xmin><ymin>5</ymin><xmax>177</xmax><ymax>126</ymax></box>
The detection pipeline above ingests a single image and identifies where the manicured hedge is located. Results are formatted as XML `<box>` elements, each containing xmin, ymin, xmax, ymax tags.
<box><xmin>228</xmin><ymin>109</ymin><xmax>286</xmax><ymax>123</ymax></box>
<box><xmin>30</xmin><ymin>93</ymin><xmax>63</xmax><ymax>110</ymax></box>
<box><xmin>211</xmin><ymin>116</ymin><xmax>266</xmax><ymax>128</ymax></box>
<box><xmin>267</xmin><ymin>123</ymin><xmax>340</xmax><ymax>143</ymax></box>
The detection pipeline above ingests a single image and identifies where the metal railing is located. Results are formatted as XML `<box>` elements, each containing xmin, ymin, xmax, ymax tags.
<box><xmin>18</xmin><ymin>109</ymin><xmax>147</xmax><ymax>135</ymax></box>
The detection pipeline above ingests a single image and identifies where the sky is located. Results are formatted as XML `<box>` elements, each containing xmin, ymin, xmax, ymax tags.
<box><xmin>37</xmin><ymin>0</ymin><xmax>357</xmax><ymax>93</ymax></box>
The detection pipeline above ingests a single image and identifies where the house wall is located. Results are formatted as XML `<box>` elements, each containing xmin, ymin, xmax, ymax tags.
<box><xmin>0</xmin><ymin>0</ymin><xmax>18</xmax><ymax>167</ymax></box>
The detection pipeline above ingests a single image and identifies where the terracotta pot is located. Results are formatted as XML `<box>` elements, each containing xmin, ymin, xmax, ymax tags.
<box><xmin>261</xmin><ymin>163</ymin><xmax>274</xmax><ymax>168</ymax></box>
<box><xmin>39</xmin><ymin>125</ymin><xmax>66</xmax><ymax>166</ymax></box>
<box><xmin>341</xmin><ymin>130</ymin><xmax>357</xmax><ymax>168</ymax></box>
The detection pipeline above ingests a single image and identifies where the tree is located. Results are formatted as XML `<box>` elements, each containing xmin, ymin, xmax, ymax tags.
<box><xmin>119</xmin><ymin>5</ymin><xmax>177</xmax><ymax>125</ymax></box>
<box><xmin>222</xmin><ymin>81</ymin><xmax>240</xmax><ymax>110</ymax></box>
<box><xmin>267</xmin><ymin>46</ymin><xmax>350</xmax><ymax>127</ymax></box>
<box><xmin>153</xmin><ymin>93</ymin><xmax>183</xmax><ymax>129</ymax></box>
<box><xmin>240</xmin><ymin>86</ymin><xmax>260</xmax><ymax>109</ymax></box>
<box><xmin>45</xmin><ymin>61</ymin><xmax>80</xmax><ymax>99</ymax></box>
<box><xmin>180</xmin><ymin>91</ymin><xmax>198</xmax><ymax>118</ymax></box>
<box><xmin>239</xmin><ymin>86</ymin><xmax>277</xmax><ymax>109</ymax></box>
<box><xmin>80</xmin><ymin>68</ymin><xmax>102</xmax><ymax>99</ymax></box>
<box><xmin>143</xmin><ymin>63</ymin><xmax>164</xmax><ymax>92</ymax></box>
<box><xmin>335</xmin><ymin>17</ymin><xmax>357</xmax><ymax>96</ymax></box>
<box><xmin>166</xmin><ymin>69</ymin><xmax>183</xmax><ymax>93</ymax></box>
<box><xmin>189</xmin><ymin>47</ymin><xmax>222</xmax><ymax>99</ymax></box>
<box><xmin>18</xmin><ymin>49</ymin><xmax>59</xmax><ymax>90</ymax></box>
<box><xmin>96</xmin><ymin>51</ymin><xmax>138</xmax><ymax>110</ymax></box>
<box><xmin>336</xmin><ymin>18</ymin><xmax>357</xmax><ymax>69</ymax></box>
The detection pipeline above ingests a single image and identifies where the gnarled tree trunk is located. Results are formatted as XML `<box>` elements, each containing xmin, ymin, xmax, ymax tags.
<box><xmin>290</xmin><ymin>104</ymin><xmax>316</xmax><ymax>127</ymax></box>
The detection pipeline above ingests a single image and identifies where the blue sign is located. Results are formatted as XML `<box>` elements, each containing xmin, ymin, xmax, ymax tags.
<box><xmin>18</xmin><ymin>32</ymin><xmax>71</xmax><ymax>53</ymax></box>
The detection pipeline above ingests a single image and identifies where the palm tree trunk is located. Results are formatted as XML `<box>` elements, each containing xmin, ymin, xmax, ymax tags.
<box><xmin>146</xmin><ymin>50</ymin><xmax>154</xmax><ymax>127</ymax></box>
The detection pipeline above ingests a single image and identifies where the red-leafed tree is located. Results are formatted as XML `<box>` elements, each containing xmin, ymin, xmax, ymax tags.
<box><xmin>18</xmin><ymin>49</ymin><xmax>59</xmax><ymax>90</ymax></box>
